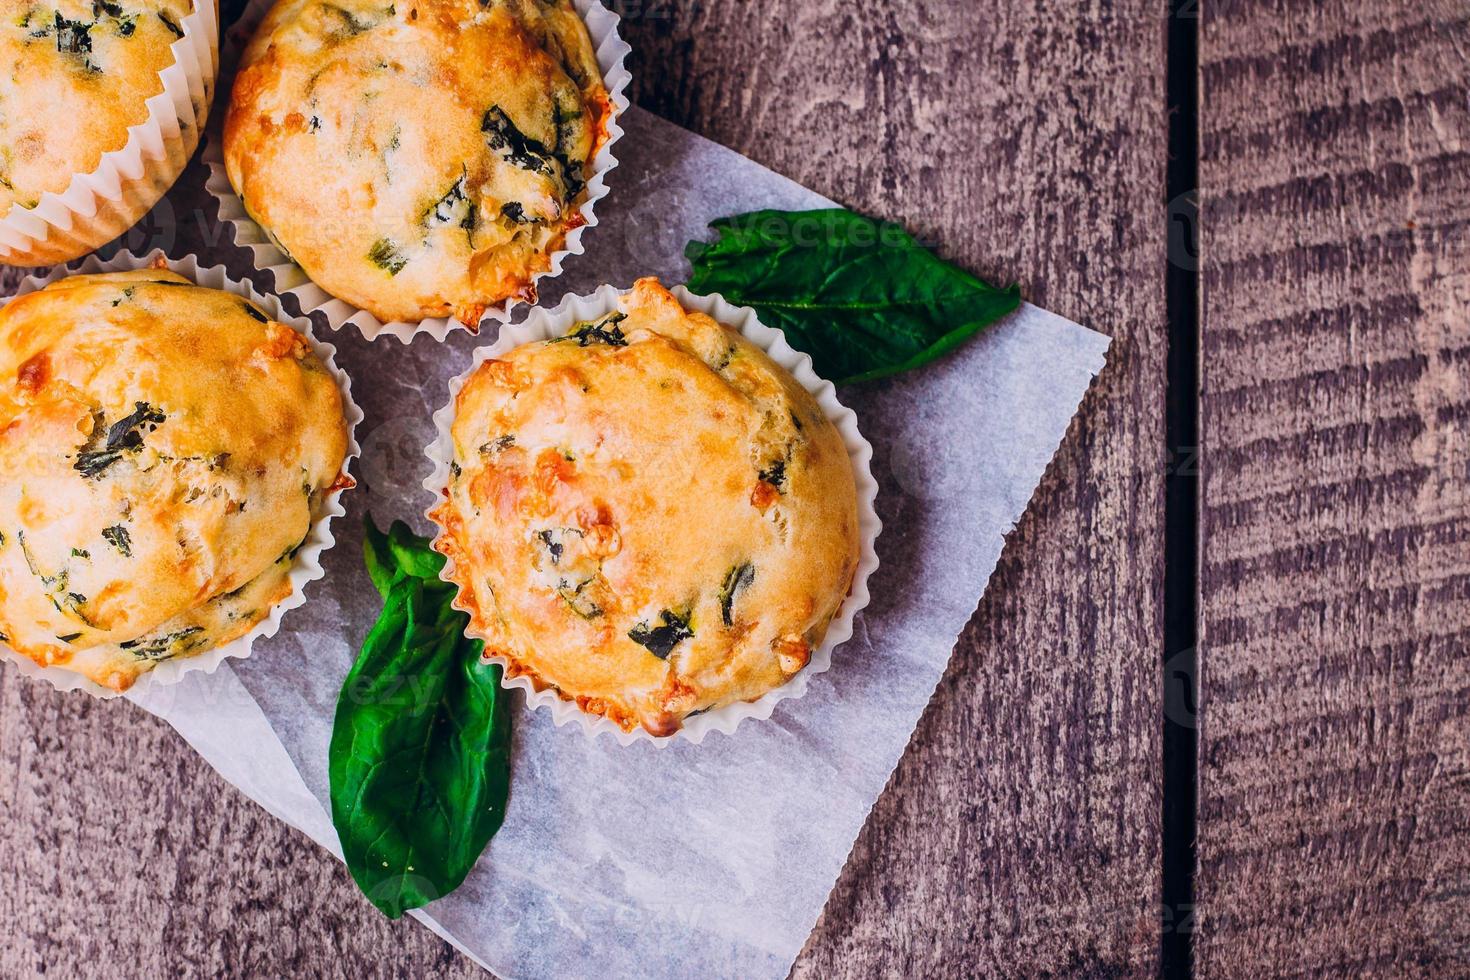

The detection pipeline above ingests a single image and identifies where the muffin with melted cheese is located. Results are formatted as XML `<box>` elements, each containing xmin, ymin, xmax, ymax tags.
<box><xmin>0</xmin><ymin>269</ymin><xmax>352</xmax><ymax>692</ymax></box>
<box><xmin>224</xmin><ymin>0</ymin><xmax>612</xmax><ymax>327</ymax></box>
<box><xmin>0</xmin><ymin>0</ymin><xmax>197</xmax><ymax>213</ymax></box>
<box><xmin>430</xmin><ymin>278</ymin><xmax>861</xmax><ymax>736</ymax></box>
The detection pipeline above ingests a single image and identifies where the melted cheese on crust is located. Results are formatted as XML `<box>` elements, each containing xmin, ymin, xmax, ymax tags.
<box><xmin>0</xmin><ymin>0</ymin><xmax>195</xmax><ymax>211</ymax></box>
<box><xmin>223</xmin><ymin>0</ymin><xmax>610</xmax><ymax>325</ymax></box>
<box><xmin>431</xmin><ymin>278</ymin><xmax>861</xmax><ymax>736</ymax></box>
<box><xmin>0</xmin><ymin>270</ymin><xmax>350</xmax><ymax>691</ymax></box>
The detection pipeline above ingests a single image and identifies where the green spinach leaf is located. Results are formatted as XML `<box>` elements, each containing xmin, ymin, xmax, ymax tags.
<box><xmin>75</xmin><ymin>402</ymin><xmax>166</xmax><ymax>478</ymax></box>
<box><xmin>329</xmin><ymin>515</ymin><xmax>511</xmax><ymax>919</ymax></box>
<box><xmin>554</xmin><ymin>312</ymin><xmax>627</xmax><ymax>348</ymax></box>
<box><xmin>718</xmin><ymin>562</ymin><xmax>755</xmax><ymax>627</ymax></box>
<box><xmin>54</xmin><ymin>12</ymin><xmax>92</xmax><ymax>55</ymax></box>
<box><xmin>685</xmin><ymin>208</ymin><xmax>1021</xmax><ymax>385</ymax></box>
<box><xmin>628</xmin><ymin>608</ymin><xmax>693</xmax><ymax>660</ymax></box>
<box><xmin>368</xmin><ymin>238</ymin><xmax>408</xmax><ymax>276</ymax></box>
<box><xmin>121</xmin><ymin>626</ymin><xmax>205</xmax><ymax>662</ymax></box>
<box><xmin>101</xmin><ymin>524</ymin><xmax>132</xmax><ymax>556</ymax></box>
<box><xmin>361</xmin><ymin>517</ymin><xmax>447</xmax><ymax>597</ymax></box>
<box><xmin>482</xmin><ymin>106</ymin><xmax>557</xmax><ymax>179</ymax></box>
<box><xmin>156</xmin><ymin>10</ymin><xmax>183</xmax><ymax>37</ymax></box>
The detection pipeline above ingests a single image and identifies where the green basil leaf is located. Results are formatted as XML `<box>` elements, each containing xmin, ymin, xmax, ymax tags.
<box><xmin>685</xmin><ymin>208</ymin><xmax>1021</xmax><ymax>385</ymax></box>
<box><xmin>331</xmin><ymin>527</ymin><xmax>510</xmax><ymax>919</ymax></box>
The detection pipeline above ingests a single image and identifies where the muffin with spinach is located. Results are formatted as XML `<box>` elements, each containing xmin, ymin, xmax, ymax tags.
<box><xmin>430</xmin><ymin>278</ymin><xmax>862</xmax><ymax>737</ymax></box>
<box><xmin>223</xmin><ymin>0</ymin><xmax>612</xmax><ymax>328</ymax></box>
<box><xmin>0</xmin><ymin>1</ymin><xmax>202</xmax><ymax>246</ymax></box>
<box><xmin>0</xmin><ymin>269</ymin><xmax>352</xmax><ymax>692</ymax></box>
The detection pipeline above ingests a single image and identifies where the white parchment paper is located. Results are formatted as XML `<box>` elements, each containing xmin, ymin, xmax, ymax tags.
<box><xmin>131</xmin><ymin>106</ymin><xmax>1112</xmax><ymax>979</ymax></box>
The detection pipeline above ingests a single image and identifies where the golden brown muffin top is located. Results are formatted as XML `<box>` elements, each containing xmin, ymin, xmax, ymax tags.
<box><xmin>224</xmin><ymin>0</ymin><xmax>610</xmax><ymax>326</ymax></box>
<box><xmin>431</xmin><ymin>278</ymin><xmax>861</xmax><ymax>736</ymax></box>
<box><xmin>0</xmin><ymin>0</ymin><xmax>194</xmax><ymax>210</ymax></box>
<box><xmin>0</xmin><ymin>269</ymin><xmax>351</xmax><ymax>691</ymax></box>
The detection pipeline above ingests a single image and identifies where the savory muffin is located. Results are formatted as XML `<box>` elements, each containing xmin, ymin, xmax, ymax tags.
<box><xmin>431</xmin><ymin>278</ymin><xmax>861</xmax><ymax>736</ymax></box>
<box><xmin>0</xmin><ymin>0</ymin><xmax>196</xmax><ymax>212</ymax></box>
<box><xmin>0</xmin><ymin>269</ymin><xmax>352</xmax><ymax>692</ymax></box>
<box><xmin>224</xmin><ymin>0</ymin><xmax>612</xmax><ymax>326</ymax></box>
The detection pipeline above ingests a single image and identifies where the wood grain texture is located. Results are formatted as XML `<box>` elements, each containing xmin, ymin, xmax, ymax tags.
<box><xmin>1197</xmin><ymin>2</ymin><xmax>1470</xmax><ymax>976</ymax></box>
<box><xmin>628</xmin><ymin>1</ymin><xmax>1168</xmax><ymax>976</ymax></box>
<box><xmin>0</xmin><ymin>0</ymin><xmax>1168</xmax><ymax>976</ymax></box>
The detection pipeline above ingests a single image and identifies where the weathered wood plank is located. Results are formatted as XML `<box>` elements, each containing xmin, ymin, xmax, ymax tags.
<box><xmin>0</xmin><ymin>671</ymin><xmax>484</xmax><ymax>979</ymax></box>
<box><xmin>1198</xmin><ymin>2</ymin><xmax>1470</xmax><ymax>975</ymax></box>
<box><xmin>729</xmin><ymin>0</ymin><xmax>1172</xmax><ymax>973</ymax></box>
<box><xmin>0</xmin><ymin>0</ymin><xmax>1168</xmax><ymax>975</ymax></box>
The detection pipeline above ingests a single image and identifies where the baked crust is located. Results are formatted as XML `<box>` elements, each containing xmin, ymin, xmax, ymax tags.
<box><xmin>223</xmin><ymin>0</ymin><xmax>610</xmax><ymax>325</ymax></box>
<box><xmin>431</xmin><ymin>278</ymin><xmax>861</xmax><ymax>735</ymax></box>
<box><xmin>0</xmin><ymin>269</ymin><xmax>351</xmax><ymax>691</ymax></box>
<box><xmin>0</xmin><ymin>0</ymin><xmax>195</xmax><ymax>211</ymax></box>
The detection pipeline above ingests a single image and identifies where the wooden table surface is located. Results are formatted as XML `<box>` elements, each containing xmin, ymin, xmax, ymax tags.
<box><xmin>0</xmin><ymin>1</ymin><xmax>1466</xmax><ymax>977</ymax></box>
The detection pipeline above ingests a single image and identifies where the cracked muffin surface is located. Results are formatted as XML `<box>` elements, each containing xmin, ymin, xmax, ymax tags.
<box><xmin>0</xmin><ymin>0</ymin><xmax>195</xmax><ymax>211</ymax></box>
<box><xmin>0</xmin><ymin>269</ymin><xmax>351</xmax><ymax>691</ymax></box>
<box><xmin>431</xmin><ymin>278</ymin><xmax>860</xmax><ymax>736</ymax></box>
<box><xmin>0</xmin><ymin>0</ymin><xmax>196</xmax><ymax>213</ymax></box>
<box><xmin>224</xmin><ymin>0</ymin><xmax>611</xmax><ymax>326</ymax></box>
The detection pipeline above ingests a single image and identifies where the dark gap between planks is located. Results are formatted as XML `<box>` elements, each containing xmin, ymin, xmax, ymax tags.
<box><xmin>1162</xmin><ymin>0</ymin><xmax>1200</xmax><ymax>977</ymax></box>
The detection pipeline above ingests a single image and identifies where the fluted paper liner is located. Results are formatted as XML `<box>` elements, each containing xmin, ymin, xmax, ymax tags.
<box><xmin>0</xmin><ymin>250</ymin><xmax>363</xmax><ymax>699</ymax></box>
<box><xmin>424</xmin><ymin>284</ymin><xmax>882</xmax><ymax>746</ymax></box>
<box><xmin>0</xmin><ymin>2</ymin><xmax>218</xmax><ymax>266</ymax></box>
<box><xmin>203</xmin><ymin>0</ymin><xmax>632</xmax><ymax>343</ymax></box>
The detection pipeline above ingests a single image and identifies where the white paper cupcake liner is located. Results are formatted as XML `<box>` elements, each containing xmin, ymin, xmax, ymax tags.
<box><xmin>0</xmin><ymin>1</ymin><xmax>218</xmax><ymax>266</ymax></box>
<box><xmin>0</xmin><ymin>248</ymin><xmax>363</xmax><ymax>699</ymax></box>
<box><xmin>202</xmin><ymin>0</ymin><xmax>632</xmax><ymax>343</ymax></box>
<box><xmin>423</xmin><ymin>284</ymin><xmax>883</xmax><ymax>747</ymax></box>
